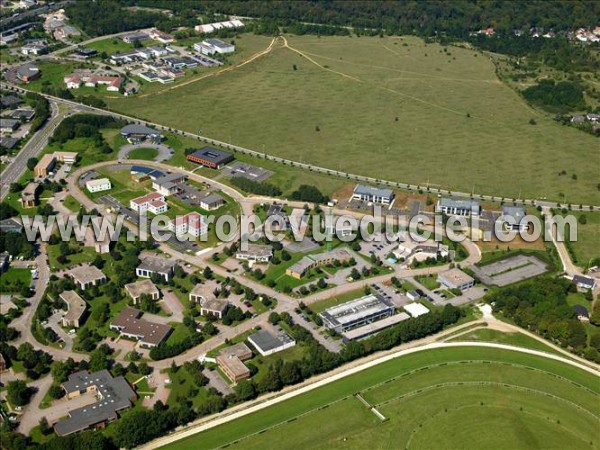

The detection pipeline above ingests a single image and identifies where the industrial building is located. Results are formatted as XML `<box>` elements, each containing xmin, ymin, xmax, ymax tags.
<box><xmin>319</xmin><ymin>293</ymin><xmax>395</xmax><ymax>333</ymax></box>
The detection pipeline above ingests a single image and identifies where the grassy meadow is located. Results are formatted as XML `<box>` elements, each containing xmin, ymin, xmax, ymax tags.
<box><xmin>163</xmin><ymin>346</ymin><xmax>600</xmax><ymax>450</ymax></box>
<box><xmin>108</xmin><ymin>34</ymin><xmax>599</xmax><ymax>204</ymax></box>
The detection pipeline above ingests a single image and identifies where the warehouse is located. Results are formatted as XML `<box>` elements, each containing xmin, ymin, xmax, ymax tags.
<box><xmin>248</xmin><ymin>329</ymin><xmax>296</xmax><ymax>356</ymax></box>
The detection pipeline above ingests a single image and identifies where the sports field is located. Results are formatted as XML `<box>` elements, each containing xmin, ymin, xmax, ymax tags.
<box><xmin>110</xmin><ymin>35</ymin><xmax>599</xmax><ymax>204</ymax></box>
<box><xmin>163</xmin><ymin>346</ymin><xmax>599</xmax><ymax>450</ymax></box>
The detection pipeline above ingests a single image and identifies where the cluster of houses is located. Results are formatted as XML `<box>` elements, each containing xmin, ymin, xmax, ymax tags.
<box><xmin>573</xmin><ymin>27</ymin><xmax>600</xmax><ymax>43</ymax></box>
<box><xmin>21</xmin><ymin>38</ymin><xmax>47</xmax><ymax>55</ymax></box>
<box><xmin>471</xmin><ymin>25</ymin><xmax>600</xmax><ymax>43</ymax></box>
<box><xmin>0</xmin><ymin>94</ymin><xmax>37</xmax><ymax>150</ymax></box>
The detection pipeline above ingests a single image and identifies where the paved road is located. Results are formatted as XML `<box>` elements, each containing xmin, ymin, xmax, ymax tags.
<box><xmin>0</xmin><ymin>102</ymin><xmax>65</xmax><ymax>201</ymax></box>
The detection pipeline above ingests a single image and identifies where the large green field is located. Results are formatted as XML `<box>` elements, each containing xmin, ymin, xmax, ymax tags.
<box><xmin>109</xmin><ymin>34</ymin><xmax>599</xmax><ymax>204</ymax></box>
<box><xmin>163</xmin><ymin>346</ymin><xmax>599</xmax><ymax>450</ymax></box>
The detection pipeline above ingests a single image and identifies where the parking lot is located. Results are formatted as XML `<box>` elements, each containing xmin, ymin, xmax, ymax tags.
<box><xmin>221</xmin><ymin>161</ymin><xmax>273</xmax><ymax>182</ymax></box>
<box><xmin>471</xmin><ymin>254</ymin><xmax>548</xmax><ymax>287</ymax></box>
<box><xmin>78</xmin><ymin>170</ymin><xmax>99</xmax><ymax>187</ymax></box>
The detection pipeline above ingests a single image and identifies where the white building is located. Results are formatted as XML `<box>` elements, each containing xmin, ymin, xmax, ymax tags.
<box><xmin>129</xmin><ymin>192</ymin><xmax>168</xmax><ymax>214</ymax></box>
<box><xmin>195</xmin><ymin>38</ymin><xmax>235</xmax><ymax>55</ymax></box>
<box><xmin>351</xmin><ymin>184</ymin><xmax>394</xmax><ymax>205</ymax></box>
<box><xmin>86</xmin><ymin>178</ymin><xmax>112</xmax><ymax>193</ymax></box>
<box><xmin>235</xmin><ymin>244</ymin><xmax>273</xmax><ymax>263</ymax></box>
<box><xmin>437</xmin><ymin>198</ymin><xmax>481</xmax><ymax>217</ymax></box>
<box><xmin>168</xmin><ymin>212</ymin><xmax>208</xmax><ymax>237</ymax></box>
<box><xmin>403</xmin><ymin>302</ymin><xmax>430</xmax><ymax>318</ymax></box>
<box><xmin>248</xmin><ymin>329</ymin><xmax>296</xmax><ymax>357</ymax></box>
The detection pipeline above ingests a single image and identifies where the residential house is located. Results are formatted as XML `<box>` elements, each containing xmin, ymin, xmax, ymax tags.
<box><xmin>129</xmin><ymin>192</ymin><xmax>168</xmax><ymax>214</ymax></box>
<box><xmin>59</xmin><ymin>291</ymin><xmax>87</xmax><ymax>328</ymax></box>
<box><xmin>86</xmin><ymin>178</ymin><xmax>112</xmax><ymax>193</ymax></box>
<box><xmin>199</xmin><ymin>193</ymin><xmax>224</xmax><ymax>210</ymax></box>
<box><xmin>67</xmin><ymin>265</ymin><xmax>107</xmax><ymax>290</ymax></box>
<box><xmin>124</xmin><ymin>279</ymin><xmax>160</xmax><ymax>305</ymax></box>
<box><xmin>351</xmin><ymin>184</ymin><xmax>394</xmax><ymax>205</ymax></box>
<box><xmin>168</xmin><ymin>212</ymin><xmax>208</xmax><ymax>237</ymax></box>
<box><xmin>136</xmin><ymin>254</ymin><xmax>177</xmax><ymax>282</ymax></box>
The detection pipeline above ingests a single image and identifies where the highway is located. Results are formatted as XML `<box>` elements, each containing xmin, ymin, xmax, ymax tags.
<box><xmin>0</xmin><ymin>102</ymin><xmax>68</xmax><ymax>201</ymax></box>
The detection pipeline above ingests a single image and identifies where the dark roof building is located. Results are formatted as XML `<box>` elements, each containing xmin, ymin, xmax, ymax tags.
<box><xmin>16</xmin><ymin>63</ymin><xmax>41</xmax><ymax>82</ymax></box>
<box><xmin>186</xmin><ymin>147</ymin><xmax>234</xmax><ymax>169</ymax></box>
<box><xmin>120</xmin><ymin>124</ymin><xmax>164</xmax><ymax>142</ymax></box>
<box><xmin>248</xmin><ymin>329</ymin><xmax>296</xmax><ymax>356</ymax></box>
<box><xmin>76</xmin><ymin>48</ymin><xmax>97</xmax><ymax>58</ymax></box>
<box><xmin>110</xmin><ymin>307</ymin><xmax>172</xmax><ymax>348</ymax></box>
<box><xmin>0</xmin><ymin>217</ymin><xmax>23</xmax><ymax>233</ymax></box>
<box><xmin>573</xmin><ymin>304</ymin><xmax>589</xmax><ymax>318</ymax></box>
<box><xmin>10</xmin><ymin>109</ymin><xmax>35</xmax><ymax>121</ymax></box>
<box><xmin>573</xmin><ymin>275</ymin><xmax>596</xmax><ymax>290</ymax></box>
<box><xmin>0</xmin><ymin>137</ymin><xmax>19</xmax><ymax>149</ymax></box>
<box><xmin>0</xmin><ymin>95</ymin><xmax>23</xmax><ymax>108</ymax></box>
<box><xmin>54</xmin><ymin>369</ymin><xmax>136</xmax><ymax>436</ymax></box>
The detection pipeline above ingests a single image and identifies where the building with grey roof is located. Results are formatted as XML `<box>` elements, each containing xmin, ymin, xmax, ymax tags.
<box><xmin>0</xmin><ymin>118</ymin><xmax>20</xmax><ymax>132</ymax></box>
<box><xmin>54</xmin><ymin>369</ymin><xmax>136</xmax><ymax>436</ymax></box>
<box><xmin>437</xmin><ymin>268</ymin><xmax>475</xmax><ymax>291</ymax></box>
<box><xmin>152</xmin><ymin>173</ymin><xmax>186</xmax><ymax>196</ymax></box>
<box><xmin>319</xmin><ymin>293</ymin><xmax>395</xmax><ymax>333</ymax></box>
<box><xmin>0</xmin><ymin>137</ymin><xmax>19</xmax><ymax>149</ymax></box>
<box><xmin>235</xmin><ymin>244</ymin><xmax>273</xmax><ymax>263</ymax></box>
<box><xmin>342</xmin><ymin>312</ymin><xmax>410</xmax><ymax>341</ymax></box>
<box><xmin>124</xmin><ymin>279</ymin><xmax>160</xmax><ymax>304</ymax></box>
<box><xmin>248</xmin><ymin>329</ymin><xmax>296</xmax><ymax>356</ymax></box>
<box><xmin>59</xmin><ymin>290</ymin><xmax>87</xmax><ymax>328</ymax></box>
<box><xmin>110</xmin><ymin>307</ymin><xmax>172</xmax><ymax>348</ymax></box>
<box><xmin>573</xmin><ymin>275</ymin><xmax>596</xmax><ymax>290</ymax></box>
<box><xmin>0</xmin><ymin>217</ymin><xmax>23</xmax><ymax>234</ymax></box>
<box><xmin>67</xmin><ymin>265</ymin><xmax>106</xmax><ymax>290</ymax></box>
<box><xmin>502</xmin><ymin>205</ymin><xmax>528</xmax><ymax>231</ymax></box>
<box><xmin>0</xmin><ymin>95</ymin><xmax>23</xmax><ymax>108</ymax></box>
<box><xmin>351</xmin><ymin>184</ymin><xmax>394</xmax><ymax>205</ymax></box>
<box><xmin>136</xmin><ymin>254</ymin><xmax>177</xmax><ymax>282</ymax></box>
<box><xmin>200</xmin><ymin>193</ymin><xmax>225</xmax><ymax>211</ymax></box>
<box><xmin>120</xmin><ymin>124</ymin><xmax>164</xmax><ymax>143</ymax></box>
<box><xmin>16</xmin><ymin>63</ymin><xmax>41</xmax><ymax>82</ymax></box>
<box><xmin>436</xmin><ymin>197</ymin><xmax>481</xmax><ymax>217</ymax></box>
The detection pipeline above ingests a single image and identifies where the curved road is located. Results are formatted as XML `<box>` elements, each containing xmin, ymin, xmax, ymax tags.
<box><xmin>118</xmin><ymin>143</ymin><xmax>175</xmax><ymax>163</ymax></box>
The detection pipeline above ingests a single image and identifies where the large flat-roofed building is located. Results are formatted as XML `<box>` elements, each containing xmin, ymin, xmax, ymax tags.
<box><xmin>54</xmin><ymin>369</ymin><xmax>137</xmax><ymax>436</ymax></box>
<box><xmin>0</xmin><ymin>118</ymin><xmax>20</xmax><ymax>132</ymax></box>
<box><xmin>502</xmin><ymin>206</ymin><xmax>528</xmax><ymax>231</ymax></box>
<box><xmin>197</xmin><ymin>38</ymin><xmax>235</xmax><ymax>54</ymax></box>
<box><xmin>122</xmin><ymin>32</ymin><xmax>150</xmax><ymax>44</ymax></box>
<box><xmin>120</xmin><ymin>124</ymin><xmax>164</xmax><ymax>143</ymax></box>
<box><xmin>248</xmin><ymin>329</ymin><xmax>296</xmax><ymax>356</ymax></box>
<box><xmin>319</xmin><ymin>293</ymin><xmax>395</xmax><ymax>333</ymax></box>
<box><xmin>34</xmin><ymin>153</ymin><xmax>56</xmax><ymax>177</ymax></box>
<box><xmin>59</xmin><ymin>290</ymin><xmax>87</xmax><ymax>328</ymax></box>
<box><xmin>86</xmin><ymin>178</ymin><xmax>112</xmax><ymax>193</ymax></box>
<box><xmin>351</xmin><ymin>184</ymin><xmax>394</xmax><ymax>205</ymax></box>
<box><xmin>21</xmin><ymin>182</ymin><xmax>37</xmax><ymax>208</ymax></box>
<box><xmin>186</xmin><ymin>147</ymin><xmax>234</xmax><ymax>169</ymax></box>
<box><xmin>200</xmin><ymin>297</ymin><xmax>229</xmax><ymax>319</ymax></box>
<box><xmin>124</xmin><ymin>279</ymin><xmax>160</xmax><ymax>305</ymax></box>
<box><xmin>436</xmin><ymin>197</ymin><xmax>480</xmax><ymax>217</ymax></box>
<box><xmin>110</xmin><ymin>307</ymin><xmax>172</xmax><ymax>348</ymax></box>
<box><xmin>216</xmin><ymin>343</ymin><xmax>253</xmax><ymax>383</ymax></box>
<box><xmin>67</xmin><ymin>265</ymin><xmax>107</xmax><ymax>290</ymax></box>
<box><xmin>437</xmin><ymin>268</ymin><xmax>475</xmax><ymax>291</ymax></box>
<box><xmin>342</xmin><ymin>312</ymin><xmax>410</xmax><ymax>341</ymax></box>
<box><xmin>286</xmin><ymin>248</ymin><xmax>353</xmax><ymax>279</ymax></box>
<box><xmin>136</xmin><ymin>254</ymin><xmax>177</xmax><ymax>282</ymax></box>
<box><xmin>235</xmin><ymin>244</ymin><xmax>273</xmax><ymax>263</ymax></box>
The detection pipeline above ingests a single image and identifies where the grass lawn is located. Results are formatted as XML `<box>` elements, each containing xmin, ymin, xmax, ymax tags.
<box><xmin>166</xmin><ymin>367</ymin><xmax>209</xmax><ymax>409</ymax></box>
<box><xmin>47</xmin><ymin>243</ymin><xmax>97</xmax><ymax>271</ymax></box>
<box><xmin>164</xmin><ymin>346</ymin><xmax>599</xmax><ymax>450</ymax></box>
<box><xmin>166</xmin><ymin>323</ymin><xmax>197</xmax><ymax>346</ymax></box>
<box><xmin>85</xmin><ymin>37</ymin><xmax>137</xmax><ymax>55</ymax></box>
<box><xmin>310</xmin><ymin>288</ymin><xmax>369</xmax><ymax>313</ymax></box>
<box><xmin>63</xmin><ymin>195</ymin><xmax>83</xmax><ymax>212</ymax></box>
<box><xmin>125</xmin><ymin>147</ymin><xmax>159</xmax><ymax>161</ymax></box>
<box><xmin>415</xmin><ymin>274</ymin><xmax>440</xmax><ymax>290</ymax></box>
<box><xmin>110</xmin><ymin>34</ymin><xmax>599</xmax><ymax>204</ymax></box>
<box><xmin>559</xmin><ymin>211</ymin><xmax>600</xmax><ymax>267</ymax></box>
<box><xmin>0</xmin><ymin>268</ymin><xmax>32</xmax><ymax>293</ymax></box>
<box><xmin>449</xmin><ymin>327</ymin><xmax>562</xmax><ymax>355</ymax></box>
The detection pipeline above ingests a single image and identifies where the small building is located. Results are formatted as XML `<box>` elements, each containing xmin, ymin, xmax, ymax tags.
<box><xmin>186</xmin><ymin>147</ymin><xmax>234</xmax><ymax>169</ymax></box>
<box><xmin>59</xmin><ymin>290</ymin><xmax>87</xmax><ymax>328</ymax></box>
<box><xmin>136</xmin><ymin>254</ymin><xmax>177</xmax><ymax>282</ymax></box>
<box><xmin>16</xmin><ymin>63</ymin><xmax>41</xmax><ymax>82</ymax></box>
<box><xmin>200</xmin><ymin>298</ymin><xmax>229</xmax><ymax>319</ymax></box>
<box><xmin>197</xmin><ymin>38</ymin><xmax>235</xmax><ymax>55</ymax></box>
<box><xmin>54</xmin><ymin>370</ymin><xmax>136</xmax><ymax>436</ymax></box>
<box><xmin>199</xmin><ymin>193</ymin><xmax>225</xmax><ymax>211</ymax></box>
<box><xmin>216</xmin><ymin>343</ymin><xmax>253</xmax><ymax>383</ymax></box>
<box><xmin>110</xmin><ymin>307</ymin><xmax>172</xmax><ymax>348</ymax></box>
<box><xmin>0</xmin><ymin>137</ymin><xmax>19</xmax><ymax>149</ymax></box>
<box><xmin>437</xmin><ymin>268</ymin><xmax>474</xmax><ymax>291</ymax></box>
<box><xmin>502</xmin><ymin>206</ymin><xmax>528</xmax><ymax>231</ymax></box>
<box><xmin>10</xmin><ymin>109</ymin><xmax>36</xmax><ymax>121</ymax></box>
<box><xmin>129</xmin><ymin>192</ymin><xmax>168</xmax><ymax>214</ymax></box>
<box><xmin>54</xmin><ymin>151</ymin><xmax>78</xmax><ymax>164</ymax></box>
<box><xmin>122</xmin><ymin>32</ymin><xmax>150</xmax><ymax>44</ymax></box>
<box><xmin>76</xmin><ymin>48</ymin><xmax>97</xmax><ymax>58</ymax></box>
<box><xmin>235</xmin><ymin>244</ymin><xmax>273</xmax><ymax>263</ymax></box>
<box><xmin>437</xmin><ymin>198</ymin><xmax>481</xmax><ymax>217</ymax></box>
<box><xmin>573</xmin><ymin>275</ymin><xmax>596</xmax><ymax>290</ymax></box>
<box><xmin>0</xmin><ymin>119</ymin><xmax>20</xmax><ymax>133</ymax></box>
<box><xmin>21</xmin><ymin>182</ymin><xmax>38</xmax><ymax>208</ymax></box>
<box><xmin>0</xmin><ymin>95</ymin><xmax>23</xmax><ymax>108</ymax></box>
<box><xmin>168</xmin><ymin>212</ymin><xmax>208</xmax><ymax>237</ymax></box>
<box><xmin>286</xmin><ymin>248</ymin><xmax>353</xmax><ymax>279</ymax></box>
<box><xmin>86</xmin><ymin>178</ymin><xmax>112</xmax><ymax>193</ymax></box>
<box><xmin>248</xmin><ymin>329</ymin><xmax>295</xmax><ymax>357</ymax></box>
<box><xmin>406</xmin><ymin>290</ymin><xmax>420</xmax><ymax>301</ymax></box>
<box><xmin>351</xmin><ymin>184</ymin><xmax>394</xmax><ymax>205</ymax></box>
<box><xmin>34</xmin><ymin>154</ymin><xmax>56</xmax><ymax>177</ymax></box>
<box><xmin>320</xmin><ymin>293</ymin><xmax>395</xmax><ymax>333</ymax></box>
<box><xmin>148</xmin><ymin>28</ymin><xmax>174</xmax><ymax>43</ymax></box>
<box><xmin>0</xmin><ymin>217</ymin><xmax>23</xmax><ymax>234</ymax></box>
<box><xmin>21</xmin><ymin>40</ymin><xmax>47</xmax><ymax>55</ymax></box>
<box><xmin>120</xmin><ymin>124</ymin><xmax>164</xmax><ymax>143</ymax></box>
<box><xmin>68</xmin><ymin>265</ymin><xmax>107</xmax><ymax>290</ymax></box>
<box><xmin>266</xmin><ymin>203</ymin><xmax>289</xmax><ymax>230</ymax></box>
<box><xmin>152</xmin><ymin>173</ymin><xmax>186</xmax><ymax>196</ymax></box>
<box><xmin>574</xmin><ymin>304</ymin><xmax>589</xmax><ymax>321</ymax></box>
<box><xmin>403</xmin><ymin>302</ymin><xmax>430</xmax><ymax>318</ymax></box>
<box><xmin>124</xmin><ymin>279</ymin><xmax>160</xmax><ymax>305</ymax></box>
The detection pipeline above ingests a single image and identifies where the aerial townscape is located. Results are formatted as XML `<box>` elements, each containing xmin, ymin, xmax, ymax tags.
<box><xmin>0</xmin><ymin>1</ymin><xmax>599</xmax><ymax>450</ymax></box>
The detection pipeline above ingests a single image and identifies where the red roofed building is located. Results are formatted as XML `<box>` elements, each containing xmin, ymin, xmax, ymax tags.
<box><xmin>130</xmin><ymin>192</ymin><xmax>168</xmax><ymax>214</ymax></box>
<box><xmin>169</xmin><ymin>212</ymin><xmax>208</xmax><ymax>237</ymax></box>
